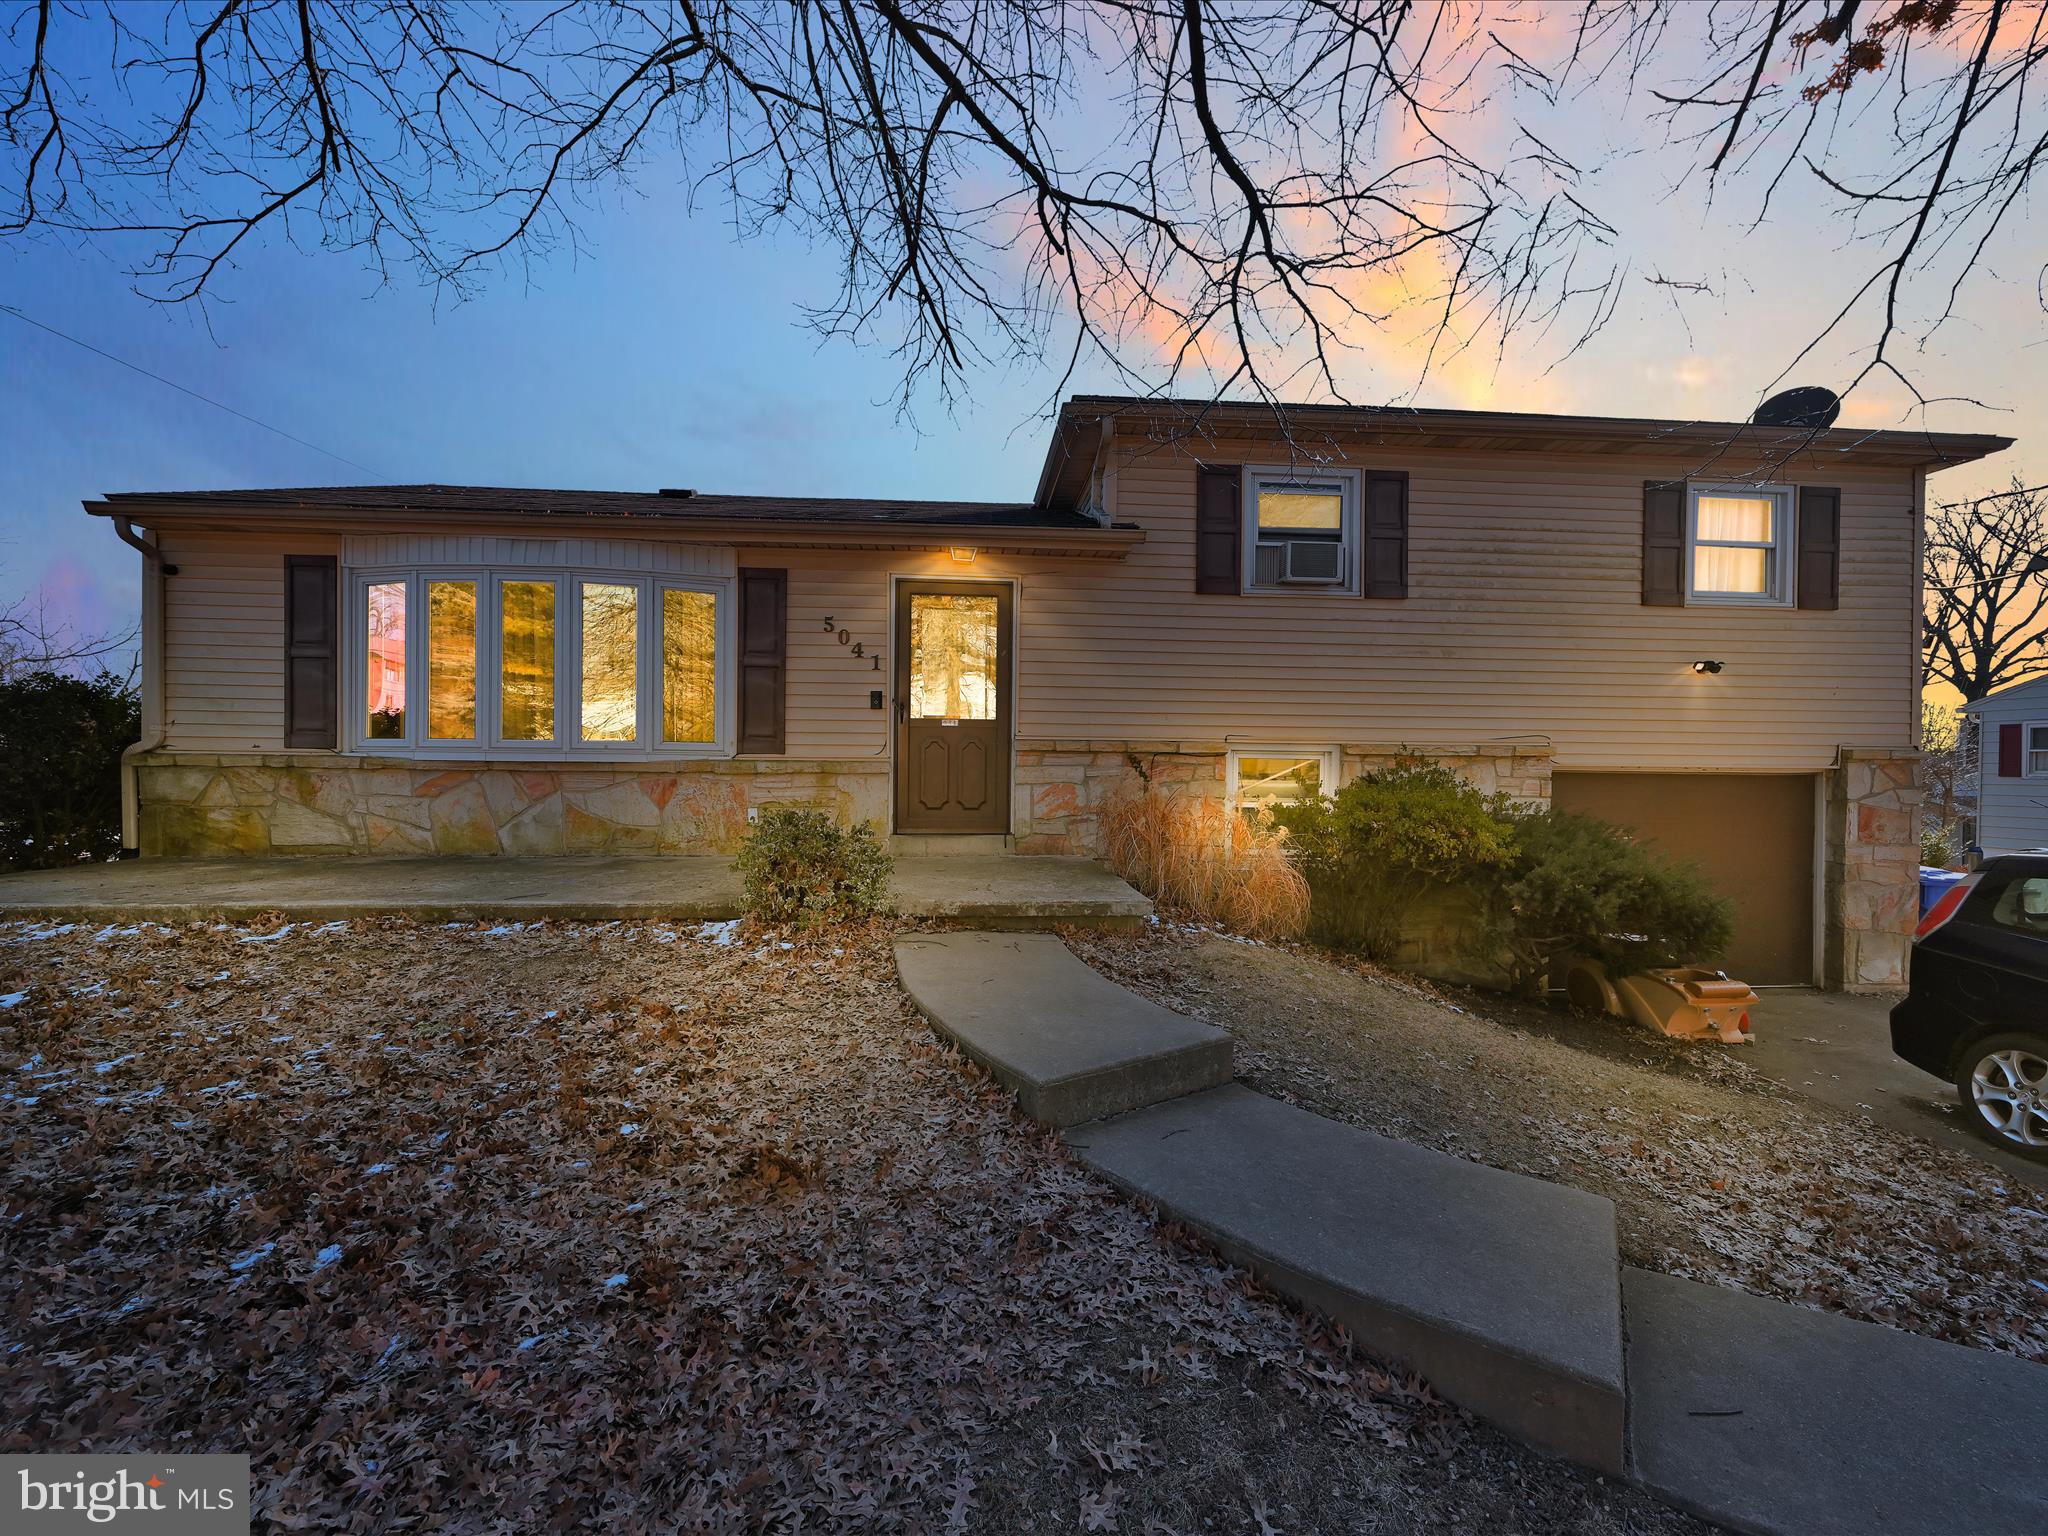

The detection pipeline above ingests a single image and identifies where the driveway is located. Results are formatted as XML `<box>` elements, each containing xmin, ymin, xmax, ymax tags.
<box><xmin>1746</xmin><ymin>989</ymin><xmax>2048</xmax><ymax>1189</ymax></box>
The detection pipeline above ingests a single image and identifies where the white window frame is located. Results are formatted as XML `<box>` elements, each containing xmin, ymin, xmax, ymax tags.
<box><xmin>1686</xmin><ymin>482</ymin><xmax>1795</xmax><ymax>607</ymax></box>
<box><xmin>1226</xmin><ymin>747</ymin><xmax>1341</xmax><ymax>810</ymax></box>
<box><xmin>2025</xmin><ymin>721</ymin><xmax>2048</xmax><ymax>778</ymax></box>
<box><xmin>345</xmin><ymin>565</ymin><xmax>735</xmax><ymax>760</ymax></box>
<box><xmin>1241</xmin><ymin>465</ymin><xmax>1362</xmax><ymax>596</ymax></box>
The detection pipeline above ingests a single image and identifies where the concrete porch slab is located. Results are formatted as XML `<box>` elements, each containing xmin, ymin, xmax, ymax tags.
<box><xmin>894</xmin><ymin>932</ymin><xmax>1232</xmax><ymax>1127</ymax></box>
<box><xmin>1068</xmin><ymin>1084</ymin><xmax>1627</xmax><ymax>1475</ymax></box>
<box><xmin>1625</xmin><ymin>1267</ymin><xmax>2048</xmax><ymax>1536</ymax></box>
<box><xmin>0</xmin><ymin>854</ymin><xmax>1151</xmax><ymax>928</ymax></box>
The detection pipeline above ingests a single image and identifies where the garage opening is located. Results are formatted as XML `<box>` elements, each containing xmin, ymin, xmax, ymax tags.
<box><xmin>1550</xmin><ymin>772</ymin><xmax>1816</xmax><ymax>986</ymax></box>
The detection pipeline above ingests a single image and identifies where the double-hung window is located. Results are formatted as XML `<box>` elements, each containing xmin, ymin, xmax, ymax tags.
<box><xmin>2027</xmin><ymin>723</ymin><xmax>2048</xmax><ymax>777</ymax></box>
<box><xmin>1243</xmin><ymin>466</ymin><xmax>1361</xmax><ymax>594</ymax></box>
<box><xmin>349</xmin><ymin>568</ymin><xmax>731</xmax><ymax>756</ymax></box>
<box><xmin>1687</xmin><ymin>484</ymin><xmax>1794</xmax><ymax>605</ymax></box>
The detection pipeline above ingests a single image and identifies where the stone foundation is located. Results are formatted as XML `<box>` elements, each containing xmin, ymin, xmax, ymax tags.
<box><xmin>1012</xmin><ymin>740</ymin><xmax>1555</xmax><ymax>855</ymax></box>
<box><xmin>135</xmin><ymin>753</ymin><xmax>890</xmax><ymax>858</ymax></box>
<box><xmin>1824</xmin><ymin>748</ymin><xmax>1923</xmax><ymax>990</ymax></box>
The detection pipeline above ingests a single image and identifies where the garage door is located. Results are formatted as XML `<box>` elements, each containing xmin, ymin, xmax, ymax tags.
<box><xmin>1550</xmin><ymin>773</ymin><xmax>1816</xmax><ymax>986</ymax></box>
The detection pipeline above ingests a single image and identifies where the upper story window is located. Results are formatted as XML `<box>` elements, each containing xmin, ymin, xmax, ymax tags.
<box><xmin>349</xmin><ymin>567</ymin><xmax>731</xmax><ymax>757</ymax></box>
<box><xmin>2027</xmin><ymin>723</ymin><xmax>2048</xmax><ymax>776</ymax></box>
<box><xmin>1687</xmin><ymin>484</ymin><xmax>1793</xmax><ymax>606</ymax></box>
<box><xmin>1244</xmin><ymin>466</ymin><xmax>1361</xmax><ymax>594</ymax></box>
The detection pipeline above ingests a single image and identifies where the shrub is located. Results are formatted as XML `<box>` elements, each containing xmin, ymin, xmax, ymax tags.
<box><xmin>1099</xmin><ymin>782</ymin><xmax>1309</xmax><ymax>940</ymax></box>
<box><xmin>1269</xmin><ymin>757</ymin><xmax>1513</xmax><ymax>958</ymax></box>
<box><xmin>732</xmin><ymin>809</ymin><xmax>892</xmax><ymax>926</ymax></box>
<box><xmin>1920</xmin><ymin>823</ymin><xmax>1958</xmax><ymax>868</ymax></box>
<box><xmin>1472</xmin><ymin>810</ymin><xmax>1734</xmax><ymax>997</ymax></box>
<box><xmin>0</xmin><ymin>670</ymin><xmax>140</xmax><ymax>870</ymax></box>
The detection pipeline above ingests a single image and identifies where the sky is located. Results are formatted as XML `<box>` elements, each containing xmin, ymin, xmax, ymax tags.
<box><xmin>2</xmin><ymin>3</ymin><xmax>2042</xmax><ymax>672</ymax></box>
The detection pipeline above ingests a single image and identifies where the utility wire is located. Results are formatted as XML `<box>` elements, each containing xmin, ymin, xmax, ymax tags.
<box><xmin>1</xmin><ymin>303</ymin><xmax>384</xmax><ymax>479</ymax></box>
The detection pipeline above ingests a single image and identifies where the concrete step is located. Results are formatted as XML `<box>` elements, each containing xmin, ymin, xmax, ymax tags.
<box><xmin>888</xmin><ymin>833</ymin><xmax>1016</xmax><ymax>857</ymax></box>
<box><xmin>1624</xmin><ymin>1267</ymin><xmax>2048</xmax><ymax>1536</ymax></box>
<box><xmin>889</xmin><ymin>857</ymin><xmax>1152</xmax><ymax>930</ymax></box>
<box><xmin>892</xmin><ymin>932</ymin><xmax>1231</xmax><ymax>1127</ymax></box>
<box><xmin>1067</xmin><ymin>1084</ymin><xmax>1627</xmax><ymax>1474</ymax></box>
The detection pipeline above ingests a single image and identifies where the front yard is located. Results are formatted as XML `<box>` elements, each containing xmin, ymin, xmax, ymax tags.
<box><xmin>1071</xmin><ymin>925</ymin><xmax>2048</xmax><ymax>1365</ymax></box>
<box><xmin>2</xmin><ymin>917</ymin><xmax>1696</xmax><ymax>1534</ymax></box>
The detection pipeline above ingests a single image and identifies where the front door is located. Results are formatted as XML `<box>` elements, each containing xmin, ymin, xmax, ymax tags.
<box><xmin>895</xmin><ymin>581</ymin><xmax>1012</xmax><ymax>833</ymax></box>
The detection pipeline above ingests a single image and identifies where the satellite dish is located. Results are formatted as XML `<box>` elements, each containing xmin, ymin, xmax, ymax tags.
<box><xmin>1751</xmin><ymin>386</ymin><xmax>1841</xmax><ymax>430</ymax></box>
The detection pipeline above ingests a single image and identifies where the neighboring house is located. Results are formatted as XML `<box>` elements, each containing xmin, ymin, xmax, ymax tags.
<box><xmin>89</xmin><ymin>396</ymin><xmax>2010</xmax><ymax>989</ymax></box>
<box><xmin>1962</xmin><ymin>681</ymin><xmax>2048</xmax><ymax>856</ymax></box>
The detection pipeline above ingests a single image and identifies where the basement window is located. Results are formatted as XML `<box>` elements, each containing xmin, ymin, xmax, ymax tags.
<box><xmin>1228</xmin><ymin>749</ymin><xmax>1338</xmax><ymax>814</ymax></box>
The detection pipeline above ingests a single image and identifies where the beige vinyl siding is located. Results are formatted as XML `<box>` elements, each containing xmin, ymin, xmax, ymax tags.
<box><xmin>976</xmin><ymin>441</ymin><xmax>1918</xmax><ymax>771</ymax></box>
<box><xmin>161</xmin><ymin>531</ymin><xmax>338</xmax><ymax>751</ymax></box>
<box><xmin>755</xmin><ymin>548</ymin><xmax>893</xmax><ymax>759</ymax></box>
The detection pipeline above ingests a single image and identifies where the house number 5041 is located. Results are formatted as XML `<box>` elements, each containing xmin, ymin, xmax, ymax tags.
<box><xmin>820</xmin><ymin>616</ymin><xmax>882</xmax><ymax>670</ymax></box>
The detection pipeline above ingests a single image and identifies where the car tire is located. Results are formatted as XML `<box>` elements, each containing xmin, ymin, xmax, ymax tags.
<box><xmin>1953</xmin><ymin>1032</ymin><xmax>2048</xmax><ymax>1160</ymax></box>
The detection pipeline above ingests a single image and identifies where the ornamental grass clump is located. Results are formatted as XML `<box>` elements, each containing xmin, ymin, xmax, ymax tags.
<box><xmin>1269</xmin><ymin>757</ymin><xmax>1513</xmax><ymax>961</ymax></box>
<box><xmin>733</xmin><ymin>809</ymin><xmax>893</xmax><ymax>926</ymax></box>
<box><xmin>1099</xmin><ymin>782</ymin><xmax>1309</xmax><ymax>940</ymax></box>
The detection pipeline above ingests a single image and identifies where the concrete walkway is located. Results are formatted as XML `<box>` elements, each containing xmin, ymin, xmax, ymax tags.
<box><xmin>896</xmin><ymin>931</ymin><xmax>2048</xmax><ymax>1536</ymax></box>
<box><xmin>0</xmin><ymin>854</ymin><xmax>1151</xmax><ymax>928</ymax></box>
<box><xmin>1748</xmin><ymin>989</ymin><xmax>2048</xmax><ymax>1188</ymax></box>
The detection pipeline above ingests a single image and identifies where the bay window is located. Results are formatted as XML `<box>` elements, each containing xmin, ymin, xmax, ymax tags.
<box><xmin>348</xmin><ymin>568</ymin><xmax>731</xmax><ymax>756</ymax></box>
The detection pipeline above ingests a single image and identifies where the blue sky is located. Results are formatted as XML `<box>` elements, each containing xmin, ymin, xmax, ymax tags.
<box><xmin>4</xmin><ymin>6</ymin><xmax>2042</xmax><ymax>661</ymax></box>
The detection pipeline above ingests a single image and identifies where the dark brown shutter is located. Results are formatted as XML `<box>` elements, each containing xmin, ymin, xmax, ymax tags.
<box><xmin>2000</xmin><ymin>722</ymin><xmax>2023</xmax><ymax>778</ymax></box>
<box><xmin>283</xmin><ymin>554</ymin><xmax>338</xmax><ymax>749</ymax></box>
<box><xmin>737</xmin><ymin>567</ymin><xmax>787</xmax><ymax>755</ymax></box>
<box><xmin>1195</xmin><ymin>465</ymin><xmax>1242</xmax><ymax>594</ymax></box>
<box><xmin>1362</xmin><ymin>470</ymin><xmax>1409</xmax><ymax>597</ymax></box>
<box><xmin>1642</xmin><ymin>481</ymin><xmax>1686</xmax><ymax>606</ymax></box>
<box><xmin>1796</xmin><ymin>486</ymin><xmax>1841</xmax><ymax>610</ymax></box>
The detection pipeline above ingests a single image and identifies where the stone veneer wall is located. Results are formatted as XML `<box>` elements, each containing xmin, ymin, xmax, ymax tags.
<box><xmin>1823</xmin><ymin>747</ymin><xmax>1923</xmax><ymax>990</ymax></box>
<box><xmin>1012</xmin><ymin>741</ymin><xmax>1556</xmax><ymax>855</ymax></box>
<box><xmin>135</xmin><ymin>753</ymin><xmax>890</xmax><ymax>858</ymax></box>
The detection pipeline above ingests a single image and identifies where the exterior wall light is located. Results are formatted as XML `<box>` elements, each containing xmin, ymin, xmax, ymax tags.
<box><xmin>949</xmin><ymin>546</ymin><xmax>977</xmax><ymax>564</ymax></box>
<box><xmin>1691</xmin><ymin>659</ymin><xmax>1724</xmax><ymax>675</ymax></box>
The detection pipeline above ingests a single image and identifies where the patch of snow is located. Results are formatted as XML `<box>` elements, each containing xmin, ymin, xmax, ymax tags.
<box><xmin>695</xmin><ymin>919</ymin><xmax>741</xmax><ymax>947</ymax></box>
<box><xmin>363</xmin><ymin>1162</ymin><xmax>395</xmax><ymax>1176</ymax></box>
<box><xmin>310</xmin><ymin>920</ymin><xmax>349</xmax><ymax>934</ymax></box>
<box><xmin>228</xmin><ymin>1241</ymin><xmax>277</xmax><ymax>1274</ymax></box>
<box><xmin>313</xmin><ymin>1243</ymin><xmax>344</xmax><ymax>1272</ymax></box>
<box><xmin>15</xmin><ymin>1053</ymin><xmax>41</xmax><ymax>1072</ymax></box>
<box><xmin>199</xmin><ymin>1079</ymin><xmax>243</xmax><ymax>1095</ymax></box>
<box><xmin>604</xmin><ymin>1273</ymin><xmax>629</xmax><ymax>1289</ymax></box>
<box><xmin>269</xmin><ymin>1035</ymin><xmax>293</xmax><ymax>1044</ymax></box>
<box><xmin>517</xmin><ymin>1334</ymin><xmax>545</xmax><ymax>1351</ymax></box>
<box><xmin>238</xmin><ymin>925</ymin><xmax>295</xmax><ymax>944</ymax></box>
<box><xmin>619</xmin><ymin>1123</ymin><xmax>640</xmax><ymax>1136</ymax></box>
<box><xmin>94</xmin><ymin>1053</ymin><xmax>141</xmax><ymax>1074</ymax></box>
<box><xmin>1</xmin><ymin>991</ymin><xmax>29</xmax><ymax>1009</ymax></box>
<box><xmin>25</xmin><ymin>923</ymin><xmax>76</xmax><ymax>939</ymax></box>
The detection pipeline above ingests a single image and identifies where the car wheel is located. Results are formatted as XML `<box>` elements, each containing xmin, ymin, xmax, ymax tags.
<box><xmin>1954</xmin><ymin>1032</ymin><xmax>2048</xmax><ymax>1159</ymax></box>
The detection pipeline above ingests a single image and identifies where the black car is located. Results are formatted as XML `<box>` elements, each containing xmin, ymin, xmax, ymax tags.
<box><xmin>1892</xmin><ymin>854</ymin><xmax>2048</xmax><ymax>1159</ymax></box>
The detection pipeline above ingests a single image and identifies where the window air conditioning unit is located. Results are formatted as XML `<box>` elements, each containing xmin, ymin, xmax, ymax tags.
<box><xmin>1279</xmin><ymin>539</ymin><xmax>1345</xmax><ymax>584</ymax></box>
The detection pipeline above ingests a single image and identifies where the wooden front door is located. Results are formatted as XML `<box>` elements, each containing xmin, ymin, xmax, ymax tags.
<box><xmin>895</xmin><ymin>581</ymin><xmax>1012</xmax><ymax>833</ymax></box>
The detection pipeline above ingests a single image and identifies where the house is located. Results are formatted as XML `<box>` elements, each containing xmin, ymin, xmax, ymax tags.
<box><xmin>1961</xmin><ymin>680</ymin><xmax>2048</xmax><ymax>855</ymax></box>
<box><xmin>88</xmin><ymin>396</ymin><xmax>2011</xmax><ymax>989</ymax></box>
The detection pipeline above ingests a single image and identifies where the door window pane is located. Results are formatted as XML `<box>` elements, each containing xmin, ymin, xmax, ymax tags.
<box><xmin>426</xmin><ymin>580</ymin><xmax>477</xmax><ymax>740</ymax></box>
<box><xmin>365</xmin><ymin>581</ymin><xmax>407</xmax><ymax>739</ymax></box>
<box><xmin>909</xmin><ymin>593</ymin><xmax>998</xmax><ymax>720</ymax></box>
<box><xmin>500</xmin><ymin>580</ymin><xmax>556</xmax><ymax>741</ymax></box>
<box><xmin>580</xmin><ymin>582</ymin><xmax>639</xmax><ymax>742</ymax></box>
<box><xmin>662</xmin><ymin>588</ymin><xmax>717</xmax><ymax>743</ymax></box>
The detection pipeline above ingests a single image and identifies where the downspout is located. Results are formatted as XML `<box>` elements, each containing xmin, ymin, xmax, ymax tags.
<box><xmin>113</xmin><ymin>517</ymin><xmax>174</xmax><ymax>857</ymax></box>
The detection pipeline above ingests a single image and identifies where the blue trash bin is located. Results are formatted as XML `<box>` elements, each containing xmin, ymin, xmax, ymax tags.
<box><xmin>1919</xmin><ymin>866</ymin><xmax>1966</xmax><ymax>916</ymax></box>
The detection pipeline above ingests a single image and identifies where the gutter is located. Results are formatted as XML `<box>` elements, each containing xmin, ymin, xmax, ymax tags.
<box><xmin>113</xmin><ymin>516</ymin><xmax>171</xmax><ymax>857</ymax></box>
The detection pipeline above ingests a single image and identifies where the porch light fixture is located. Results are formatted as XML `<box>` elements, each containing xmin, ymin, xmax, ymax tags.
<box><xmin>949</xmin><ymin>546</ymin><xmax>977</xmax><ymax>564</ymax></box>
<box><xmin>1691</xmin><ymin>659</ymin><xmax>1724</xmax><ymax>675</ymax></box>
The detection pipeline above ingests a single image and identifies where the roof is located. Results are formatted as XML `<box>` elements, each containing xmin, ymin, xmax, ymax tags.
<box><xmin>1033</xmin><ymin>395</ymin><xmax>2016</xmax><ymax>511</ymax></box>
<box><xmin>90</xmin><ymin>485</ymin><xmax>1088</xmax><ymax>528</ymax></box>
<box><xmin>1961</xmin><ymin>679</ymin><xmax>2048</xmax><ymax>713</ymax></box>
